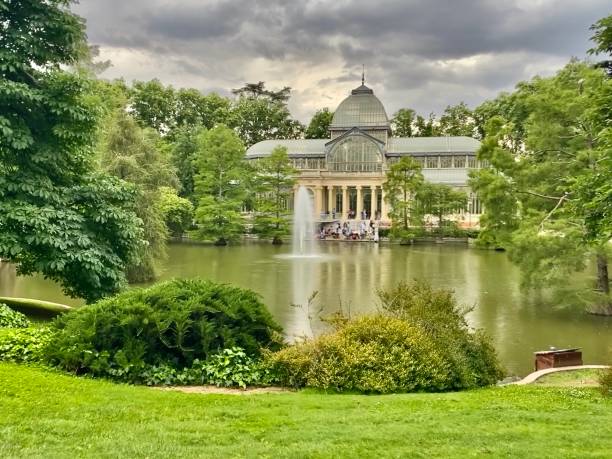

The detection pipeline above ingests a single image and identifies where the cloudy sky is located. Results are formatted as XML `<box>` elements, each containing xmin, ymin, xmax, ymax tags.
<box><xmin>72</xmin><ymin>0</ymin><xmax>610</xmax><ymax>122</ymax></box>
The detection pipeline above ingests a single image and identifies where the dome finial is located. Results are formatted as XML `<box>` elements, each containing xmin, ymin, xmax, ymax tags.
<box><xmin>362</xmin><ymin>64</ymin><xmax>365</xmax><ymax>85</ymax></box>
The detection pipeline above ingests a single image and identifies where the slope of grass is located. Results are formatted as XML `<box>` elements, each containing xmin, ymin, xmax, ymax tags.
<box><xmin>534</xmin><ymin>368</ymin><xmax>604</xmax><ymax>387</ymax></box>
<box><xmin>1</xmin><ymin>363</ymin><xmax>611</xmax><ymax>458</ymax></box>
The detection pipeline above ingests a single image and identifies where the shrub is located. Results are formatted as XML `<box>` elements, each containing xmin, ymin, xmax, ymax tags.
<box><xmin>136</xmin><ymin>347</ymin><xmax>271</xmax><ymax>388</ymax></box>
<box><xmin>45</xmin><ymin>279</ymin><xmax>282</xmax><ymax>381</ymax></box>
<box><xmin>268</xmin><ymin>316</ymin><xmax>452</xmax><ymax>393</ymax></box>
<box><xmin>600</xmin><ymin>367</ymin><xmax>612</xmax><ymax>397</ymax></box>
<box><xmin>266</xmin><ymin>281</ymin><xmax>504</xmax><ymax>393</ymax></box>
<box><xmin>378</xmin><ymin>281</ymin><xmax>504</xmax><ymax>389</ymax></box>
<box><xmin>0</xmin><ymin>303</ymin><xmax>30</xmax><ymax>328</ymax></box>
<box><xmin>0</xmin><ymin>327</ymin><xmax>54</xmax><ymax>363</ymax></box>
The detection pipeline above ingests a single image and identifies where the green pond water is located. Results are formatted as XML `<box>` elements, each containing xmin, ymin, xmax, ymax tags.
<box><xmin>1</xmin><ymin>241</ymin><xmax>610</xmax><ymax>376</ymax></box>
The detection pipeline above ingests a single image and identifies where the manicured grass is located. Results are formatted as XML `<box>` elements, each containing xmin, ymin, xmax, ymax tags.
<box><xmin>534</xmin><ymin>368</ymin><xmax>604</xmax><ymax>387</ymax></box>
<box><xmin>1</xmin><ymin>364</ymin><xmax>611</xmax><ymax>458</ymax></box>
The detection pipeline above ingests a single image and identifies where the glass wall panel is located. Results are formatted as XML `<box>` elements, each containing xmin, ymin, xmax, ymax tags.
<box><xmin>426</xmin><ymin>156</ymin><xmax>439</xmax><ymax>168</ymax></box>
<box><xmin>328</xmin><ymin>135</ymin><xmax>382</xmax><ymax>172</ymax></box>
<box><xmin>453</xmin><ymin>156</ymin><xmax>466</xmax><ymax>168</ymax></box>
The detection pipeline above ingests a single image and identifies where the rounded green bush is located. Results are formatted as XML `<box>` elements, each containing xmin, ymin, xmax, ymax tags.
<box><xmin>0</xmin><ymin>303</ymin><xmax>31</xmax><ymax>328</ymax></box>
<box><xmin>45</xmin><ymin>279</ymin><xmax>283</xmax><ymax>381</ymax></box>
<box><xmin>266</xmin><ymin>281</ymin><xmax>505</xmax><ymax>393</ymax></box>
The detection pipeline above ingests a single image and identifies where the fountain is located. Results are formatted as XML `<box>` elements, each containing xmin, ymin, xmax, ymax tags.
<box><xmin>292</xmin><ymin>186</ymin><xmax>318</xmax><ymax>257</ymax></box>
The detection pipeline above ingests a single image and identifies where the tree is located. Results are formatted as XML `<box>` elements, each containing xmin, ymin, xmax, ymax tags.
<box><xmin>417</xmin><ymin>183</ymin><xmax>467</xmax><ymax>232</ymax></box>
<box><xmin>175</xmin><ymin>89</ymin><xmax>230</xmax><ymax>132</ymax></box>
<box><xmin>130</xmin><ymin>79</ymin><xmax>177</xmax><ymax>134</ymax></box>
<box><xmin>157</xmin><ymin>186</ymin><xmax>194</xmax><ymax>237</ymax></box>
<box><xmin>305</xmin><ymin>108</ymin><xmax>333</xmax><ymax>139</ymax></box>
<box><xmin>383</xmin><ymin>157</ymin><xmax>424</xmax><ymax>239</ymax></box>
<box><xmin>170</xmin><ymin>124</ymin><xmax>205</xmax><ymax>202</ymax></box>
<box><xmin>414</xmin><ymin>113</ymin><xmax>439</xmax><ymax>137</ymax></box>
<box><xmin>99</xmin><ymin>112</ymin><xmax>178</xmax><ymax>282</ymax></box>
<box><xmin>229</xmin><ymin>82</ymin><xmax>304</xmax><ymax>147</ymax></box>
<box><xmin>193</xmin><ymin>125</ymin><xmax>247</xmax><ymax>245</ymax></box>
<box><xmin>470</xmin><ymin>60</ymin><xmax>612</xmax><ymax>313</ymax></box>
<box><xmin>391</xmin><ymin>108</ymin><xmax>416</xmax><ymax>137</ymax></box>
<box><xmin>253</xmin><ymin>146</ymin><xmax>297</xmax><ymax>244</ymax></box>
<box><xmin>438</xmin><ymin>102</ymin><xmax>476</xmax><ymax>137</ymax></box>
<box><xmin>588</xmin><ymin>14</ymin><xmax>612</xmax><ymax>74</ymax></box>
<box><xmin>0</xmin><ymin>0</ymin><xmax>144</xmax><ymax>302</ymax></box>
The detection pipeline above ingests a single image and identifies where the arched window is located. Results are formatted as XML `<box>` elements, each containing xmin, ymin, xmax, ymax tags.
<box><xmin>327</xmin><ymin>135</ymin><xmax>382</xmax><ymax>172</ymax></box>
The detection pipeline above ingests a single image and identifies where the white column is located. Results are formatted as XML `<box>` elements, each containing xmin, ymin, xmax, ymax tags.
<box><xmin>381</xmin><ymin>186</ymin><xmax>389</xmax><ymax>222</ymax></box>
<box><xmin>370</xmin><ymin>185</ymin><xmax>377</xmax><ymax>220</ymax></box>
<box><xmin>327</xmin><ymin>185</ymin><xmax>334</xmax><ymax>215</ymax></box>
<box><xmin>314</xmin><ymin>186</ymin><xmax>323</xmax><ymax>219</ymax></box>
<box><xmin>356</xmin><ymin>185</ymin><xmax>363</xmax><ymax>220</ymax></box>
<box><xmin>341</xmin><ymin>186</ymin><xmax>348</xmax><ymax>220</ymax></box>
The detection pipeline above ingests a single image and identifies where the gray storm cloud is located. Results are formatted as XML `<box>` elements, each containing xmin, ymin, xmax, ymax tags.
<box><xmin>73</xmin><ymin>0</ymin><xmax>610</xmax><ymax>121</ymax></box>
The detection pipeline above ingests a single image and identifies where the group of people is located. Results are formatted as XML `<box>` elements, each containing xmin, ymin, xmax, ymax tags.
<box><xmin>319</xmin><ymin>220</ymin><xmax>379</xmax><ymax>242</ymax></box>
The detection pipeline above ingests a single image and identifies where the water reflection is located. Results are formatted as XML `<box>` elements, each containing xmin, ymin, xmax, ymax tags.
<box><xmin>1</xmin><ymin>241</ymin><xmax>611</xmax><ymax>376</ymax></box>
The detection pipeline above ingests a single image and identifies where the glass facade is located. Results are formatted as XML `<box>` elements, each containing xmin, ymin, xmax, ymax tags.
<box><xmin>327</xmin><ymin>136</ymin><xmax>383</xmax><ymax>172</ymax></box>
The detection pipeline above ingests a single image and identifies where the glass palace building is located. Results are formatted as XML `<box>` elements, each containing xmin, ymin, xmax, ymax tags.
<box><xmin>246</xmin><ymin>82</ymin><xmax>484</xmax><ymax>226</ymax></box>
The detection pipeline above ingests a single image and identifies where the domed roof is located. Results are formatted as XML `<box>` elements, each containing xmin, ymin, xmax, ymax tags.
<box><xmin>330</xmin><ymin>84</ymin><xmax>389</xmax><ymax>129</ymax></box>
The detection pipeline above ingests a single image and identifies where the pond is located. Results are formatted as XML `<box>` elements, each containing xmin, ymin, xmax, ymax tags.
<box><xmin>1</xmin><ymin>241</ymin><xmax>610</xmax><ymax>376</ymax></box>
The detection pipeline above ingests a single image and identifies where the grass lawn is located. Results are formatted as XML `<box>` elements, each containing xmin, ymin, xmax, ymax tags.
<box><xmin>534</xmin><ymin>368</ymin><xmax>605</xmax><ymax>387</ymax></box>
<box><xmin>1</xmin><ymin>363</ymin><xmax>611</xmax><ymax>458</ymax></box>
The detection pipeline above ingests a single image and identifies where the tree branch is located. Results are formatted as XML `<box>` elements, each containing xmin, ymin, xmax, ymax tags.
<box><xmin>539</xmin><ymin>192</ymin><xmax>570</xmax><ymax>231</ymax></box>
<box><xmin>516</xmin><ymin>190</ymin><xmax>572</xmax><ymax>201</ymax></box>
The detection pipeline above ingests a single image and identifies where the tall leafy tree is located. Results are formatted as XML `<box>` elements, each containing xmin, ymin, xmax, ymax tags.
<box><xmin>99</xmin><ymin>112</ymin><xmax>178</xmax><ymax>282</ymax></box>
<box><xmin>130</xmin><ymin>79</ymin><xmax>177</xmax><ymax>134</ymax></box>
<box><xmin>253</xmin><ymin>146</ymin><xmax>297</xmax><ymax>244</ymax></box>
<box><xmin>470</xmin><ymin>61</ymin><xmax>612</xmax><ymax>313</ymax></box>
<box><xmin>417</xmin><ymin>183</ymin><xmax>467</xmax><ymax>231</ymax></box>
<box><xmin>229</xmin><ymin>82</ymin><xmax>304</xmax><ymax>147</ymax></box>
<box><xmin>193</xmin><ymin>125</ymin><xmax>247</xmax><ymax>245</ymax></box>
<box><xmin>383</xmin><ymin>157</ymin><xmax>424</xmax><ymax>238</ymax></box>
<box><xmin>0</xmin><ymin>0</ymin><xmax>144</xmax><ymax>302</ymax></box>
<box><xmin>305</xmin><ymin>108</ymin><xmax>333</xmax><ymax>139</ymax></box>
<box><xmin>414</xmin><ymin>113</ymin><xmax>439</xmax><ymax>137</ymax></box>
<box><xmin>157</xmin><ymin>186</ymin><xmax>194</xmax><ymax>238</ymax></box>
<box><xmin>170</xmin><ymin>124</ymin><xmax>205</xmax><ymax>202</ymax></box>
<box><xmin>391</xmin><ymin>108</ymin><xmax>416</xmax><ymax>137</ymax></box>
<box><xmin>438</xmin><ymin>102</ymin><xmax>476</xmax><ymax>137</ymax></box>
<box><xmin>588</xmin><ymin>14</ymin><xmax>612</xmax><ymax>74</ymax></box>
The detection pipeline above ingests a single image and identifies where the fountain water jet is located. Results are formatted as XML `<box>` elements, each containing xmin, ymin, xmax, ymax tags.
<box><xmin>292</xmin><ymin>186</ymin><xmax>318</xmax><ymax>257</ymax></box>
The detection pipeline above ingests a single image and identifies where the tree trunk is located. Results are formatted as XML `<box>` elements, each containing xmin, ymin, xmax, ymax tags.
<box><xmin>272</xmin><ymin>236</ymin><xmax>283</xmax><ymax>245</ymax></box>
<box><xmin>596</xmin><ymin>251</ymin><xmax>610</xmax><ymax>295</ymax></box>
<box><xmin>214</xmin><ymin>238</ymin><xmax>227</xmax><ymax>246</ymax></box>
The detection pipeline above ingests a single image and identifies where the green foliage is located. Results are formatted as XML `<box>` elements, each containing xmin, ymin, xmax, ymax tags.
<box><xmin>0</xmin><ymin>327</ymin><xmax>53</xmax><ymax>363</ymax></box>
<box><xmin>267</xmin><ymin>281</ymin><xmax>503</xmax><ymax>393</ymax></box>
<box><xmin>470</xmin><ymin>60</ymin><xmax>612</xmax><ymax>304</ymax></box>
<box><xmin>589</xmin><ymin>14</ymin><xmax>612</xmax><ymax>74</ymax></box>
<box><xmin>125</xmin><ymin>347</ymin><xmax>271</xmax><ymax>388</ymax></box>
<box><xmin>45</xmin><ymin>279</ymin><xmax>283</xmax><ymax>382</ymax></box>
<box><xmin>438</xmin><ymin>102</ymin><xmax>476</xmax><ymax>137</ymax></box>
<box><xmin>169</xmin><ymin>125</ymin><xmax>204</xmax><ymax>201</ymax></box>
<box><xmin>391</xmin><ymin>108</ymin><xmax>416</xmax><ymax>137</ymax></box>
<box><xmin>157</xmin><ymin>187</ymin><xmax>194</xmax><ymax>237</ymax></box>
<box><xmin>416</xmin><ymin>182</ymin><xmax>467</xmax><ymax>229</ymax></box>
<box><xmin>599</xmin><ymin>367</ymin><xmax>612</xmax><ymax>397</ymax></box>
<box><xmin>267</xmin><ymin>316</ymin><xmax>450</xmax><ymax>393</ymax></box>
<box><xmin>99</xmin><ymin>112</ymin><xmax>179</xmax><ymax>282</ymax></box>
<box><xmin>192</xmin><ymin>125</ymin><xmax>247</xmax><ymax>244</ymax></box>
<box><xmin>129</xmin><ymin>80</ymin><xmax>230</xmax><ymax>137</ymax></box>
<box><xmin>0</xmin><ymin>1</ymin><xmax>144</xmax><ymax>302</ymax></box>
<box><xmin>305</xmin><ymin>108</ymin><xmax>333</xmax><ymax>139</ymax></box>
<box><xmin>253</xmin><ymin>146</ymin><xmax>297</xmax><ymax>243</ymax></box>
<box><xmin>229</xmin><ymin>82</ymin><xmax>304</xmax><ymax>147</ymax></box>
<box><xmin>384</xmin><ymin>157</ymin><xmax>424</xmax><ymax>234</ymax></box>
<box><xmin>0</xmin><ymin>304</ymin><xmax>30</xmax><ymax>328</ymax></box>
